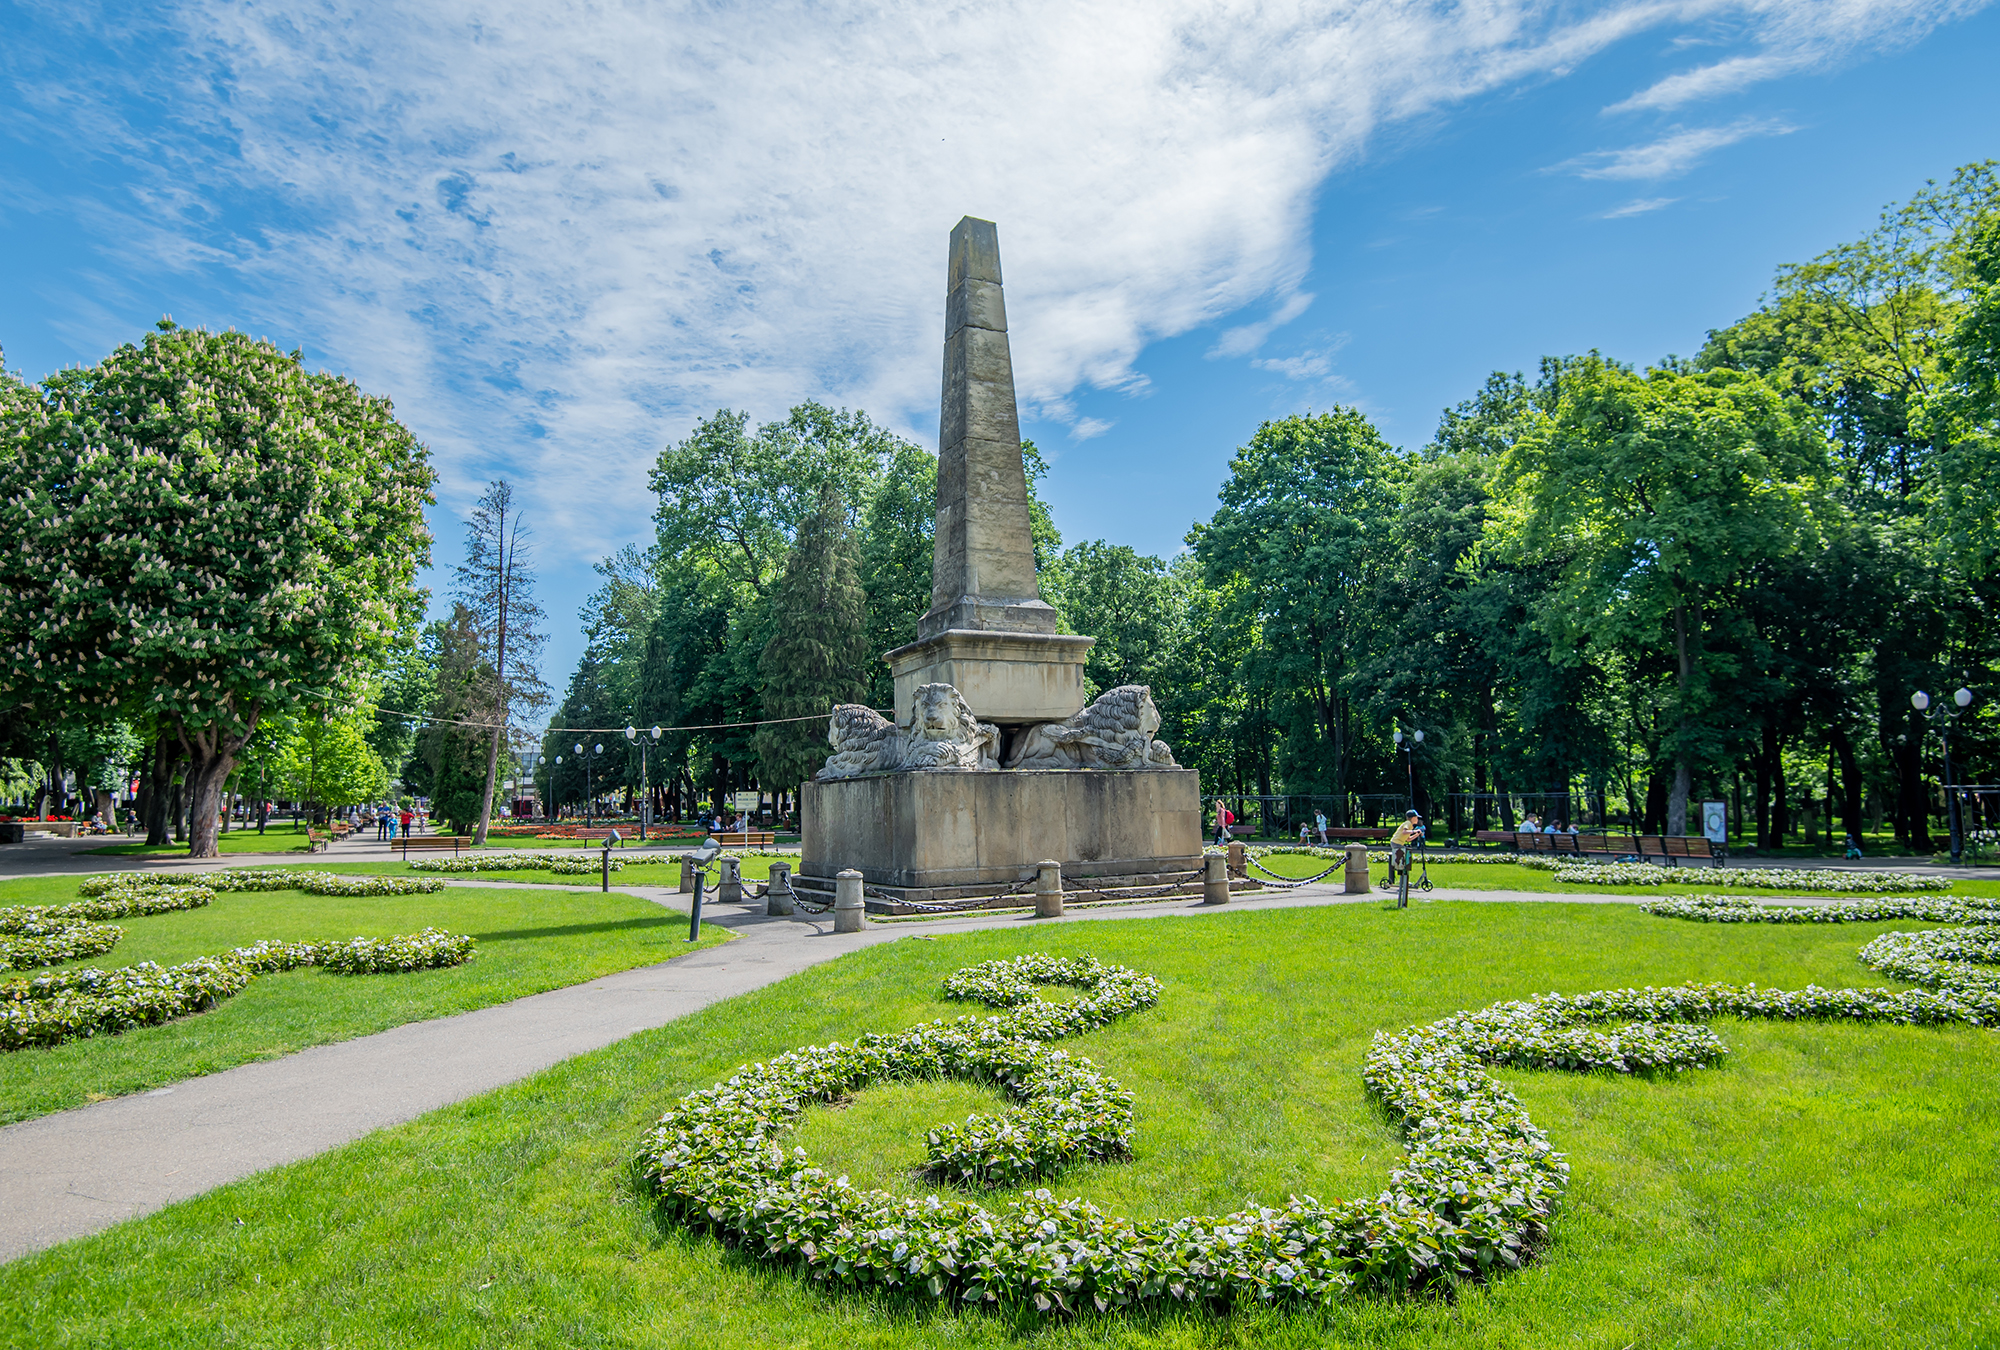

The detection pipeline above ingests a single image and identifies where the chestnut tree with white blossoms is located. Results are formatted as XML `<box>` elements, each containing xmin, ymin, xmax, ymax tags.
<box><xmin>0</xmin><ymin>321</ymin><xmax>433</xmax><ymax>857</ymax></box>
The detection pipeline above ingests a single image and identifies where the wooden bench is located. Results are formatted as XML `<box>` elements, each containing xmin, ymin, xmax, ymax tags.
<box><xmin>396</xmin><ymin>834</ymin><xmax>470</xmax><ymax>858</ymax></box>
<box><xmin>569</xmin><ymin>828</ymin><xmax>632</xmax><ymax>847</ymax></box>
<box><xmin>712</xmin><ymin>831</ymin><xmax>776</xmax><ymax>848</ymax></box>
<box><xmin>1661</xmin><ymin>835</ymin><xmax>1719</xmax><ymax>865</ymax></box>
<box><xmin>1322</xmin><ymin>827</ymin><xmax>1392</xmax><ymax>840</ymax></box>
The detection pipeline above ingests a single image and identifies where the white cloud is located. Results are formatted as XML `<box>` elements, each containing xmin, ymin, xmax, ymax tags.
<box><xmin>1069</xmin><ymin>418</ymin><xmax>1115</xmax><ymax>441</ymax></box>
<box><xmin>1210</xmin><ymin>292</ymin><xmax>1316</xmax><ymax>359</ymax></box>
<box><xmin>1607</xmin><ymin>0</ymin><xmax>1991</xmax><ymax>112</ymax></box>
<box><xmin>1601</xmin><ymin>196</ymin><xmax>1681</xmax><ymax>218</ymax></box>
<box><xmin>19</xmin><ymin>0</ymin><xmax>1988</xmax><ymax>563</ymax></box>
<box><xmin>1553</xmin><ymin>117</ymin><xmax>1795</xmax><ymax>180</ymax></box>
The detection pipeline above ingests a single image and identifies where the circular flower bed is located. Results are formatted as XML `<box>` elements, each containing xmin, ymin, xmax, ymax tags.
<box><xmin>1520</xmin><ymin>858</ymin><xmax>1954</xmax><ymax>892</ymax></box>
<box><xmin>634</xmin><ymin>936</ymin><xmax>1996</xmax><ymax>1313</ymax></box>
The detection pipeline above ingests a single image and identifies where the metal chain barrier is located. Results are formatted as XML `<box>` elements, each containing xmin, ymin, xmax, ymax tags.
<box><xmin>1058</xmin><ymin>868</ymin><xmax>1205</xmax><ymax>902</ymax></box>
<box><xmin>1246</xmin><ymin>856</ymin><xmax>1345</xmax><ymax>889</ymax></box>
<box><xmin>866</xmin><ymin>874</ymin><xmax>1039</xmax><ymax>914</ymax></box>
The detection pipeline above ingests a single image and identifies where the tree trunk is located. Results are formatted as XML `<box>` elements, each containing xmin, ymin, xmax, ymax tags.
<box><xmin>1644</xmin><ymin>774</ymin><xmax>1667</xmax><ymax>835</ymax></box>
<box><xmin>1830</xmin><ymin>725</ymin><xmax>1863</xmax><ymax>842</ymax></box>
<box><xmin>143</xmin><ymin>733</ymin><xmax>176</xmax><ymax>846</ymax></box>
<box><xmin>1772</xmin><ymin>745</ymin><xmax>1789</xmax><ymax>848</ymax></box>
<box><xmin>47</xmin><ymin>733</ymin><xmax>66</xmax><ymax>817</ymax></box>
<box><xmin>179</xmin><ymin>711</ymin><xmax>260</xmax><ymax>859</ymax></box>
<box><xmin>474</xmin><ymin>726</ymin><xmax>501</xmax><ymax>846</ymax></box>
<box><xmin>1667</xmin><ymin>760</ymin><xmax>1691</xmax><ymax>836</ymax></box>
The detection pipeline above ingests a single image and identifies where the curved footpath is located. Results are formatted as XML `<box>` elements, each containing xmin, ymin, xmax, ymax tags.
<box><xmin>0</xmin><ymin>836</ymin><xmax>1971</xmax><ymax>1264</ymax></box>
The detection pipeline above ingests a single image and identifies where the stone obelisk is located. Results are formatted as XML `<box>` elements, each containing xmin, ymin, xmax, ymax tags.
<box><xmin>885</xmin><ymin>217</ymin><xmax>1093</xmax><ymax>733</ymax></box>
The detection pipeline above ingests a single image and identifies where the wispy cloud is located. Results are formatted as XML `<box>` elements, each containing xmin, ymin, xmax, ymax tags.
<box><xmin>1553</xmin><ymin>117</ymin><xmax>1795</xmax><ymax>180</ymax></box>
<box><xmin>11</xmin><ymin>0</ymin><xmax>1987</xmax><ymax>566</ymax></box>
<box><xmin>1607</xmin><ymin>0</ymin><xmax>1991</xmax><ymax>112</ymax></box>
<box><xmin>1601</xmin><ymin>196</ymin><xmax>1681</xmax><ymax>218</ymax></box>
<box><xmin>1210</xmin><ymin>293</ymin><xmax>1315</xmax><ymax>359</ymax></box>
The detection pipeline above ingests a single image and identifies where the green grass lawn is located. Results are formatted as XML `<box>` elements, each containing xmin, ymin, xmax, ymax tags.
<box><xmin>4</xmin><ymin>901</ymin><xmax>1993</xmax><ymax>1347</ymax></box>
<box><xmin>1247</xmin><ymin>850</ymin><xmax>2000</xmax><ymax>898</ymax></box>
<box><xmin>85</xmin><ymin>821</ymin><xmax>316</xmax><ymax>856</ymax></box>
<box><xmin>0</xmin><ymin>877</ymin><xmax>729</xmax><ymax>1124</ymax></box>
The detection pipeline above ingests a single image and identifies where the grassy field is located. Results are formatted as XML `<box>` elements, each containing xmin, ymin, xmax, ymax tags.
<box><xmin>84</xmin><ymin>821</ymin><xmax>316</xmax><ymax>856</ymax></box>
<box><xmin>0</xmin><ymin>876</ymin><xmax>728</xmax><ymax>1123</ymax></box>
<box><xmin>3</xmin><ymin>900</ymin><xmax>1993</xmax><ymax>1347</ymax></box>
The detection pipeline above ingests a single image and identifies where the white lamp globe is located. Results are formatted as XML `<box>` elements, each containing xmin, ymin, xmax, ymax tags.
<box><xmin>1393</xmin><ymin>729</ymin><xmax>1404</xmax><ymax>744</ymax></box>
<box><xmin>625</xmin><ymin>725</ymin><xmax>636</xmax><ymax>740</ymax></box>
<box><xmin>1955</xmin><ymin>687</ymin><xmax>1973</xmax><ymax>708</ymax></box>
<box><xmin>1413</xmin><ymin>729</ymin><xmax>1426</xmax><ymax>744</ymax></box>
<box><xmin>1912</xmin><ymin>691</ymin><xmax>1931</xmax><ymax>711</ymax></box>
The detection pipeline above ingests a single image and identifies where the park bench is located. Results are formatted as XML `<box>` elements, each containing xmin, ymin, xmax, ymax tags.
<box><xmin>1322</xmin><ymin>827</ymin><xmax>1392</xmax><ymax>840</ymax></box>
<box><xmin>1660</xmin><ymin>835</ymin><xmax>1720</xmax><ymax>865</ymax></box>
<box><xmin>712</xmin><ymin>830</ymin><xmax>776</xmax><ymax>848</ymax></box>
<box><xmin>570</xmin><ymin>827</ymin><xmax>631</xmax><ymax>846</ymax></box>
<box><xmin>396</xmin><ymin>834</ymin><xmax>471</xmax><ymax>858</ymax></box>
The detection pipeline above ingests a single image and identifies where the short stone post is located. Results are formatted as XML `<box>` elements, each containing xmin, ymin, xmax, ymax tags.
<box><xmin>677</xmin><ymin>857</ymin><xmax>695</xmax><ymax>894</ymax></box>
<box><xmin>1227</xmin><ymin>841</ymin><xmax>1246</xmax><ymax>878</ymax></box>
<box><xmin>1203</xmin><ymin>852</ymin><xmax>1230</xmax><ymax>905</ymax></box>
<box><xmin>1035</xmin><ymin>860</ymin><xmax>1064</xmax><ymax>918</ymax></box>
<box><xmin>834</xmin><ymin>869</ymin><xmax>865</xmax><ymax>933</ymax></box>
<box><xmin>719</xmin><ymin>856</ymin><xmax>743</xmax><ymax>904</ymax></box>
<box><xmin>1344</xmin><ymin>843</ymin><xmax>1370</xmax><ymax>894</ymax></box>
<box><xmin>766</xmin><ymin>860</ymin><xmax>796</xmax><ymax>916</ymax></box>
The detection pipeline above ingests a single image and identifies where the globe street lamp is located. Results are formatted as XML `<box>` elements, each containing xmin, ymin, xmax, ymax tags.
<box><xmin>1913</xmin><ymin>687</ymin><xmax>1975</xmax><ymax>863</ymax></box>
<box><xmin>552</xmin><ymin>755</ymin><xmax>563</xmax><ymax>820</ymax></box>
<box><xmin>626</xmin><ymin>724</ymin><xmax>662</xmax><ymax>839</ymax></box>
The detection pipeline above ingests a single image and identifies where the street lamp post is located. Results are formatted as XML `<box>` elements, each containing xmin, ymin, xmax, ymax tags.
<box><xmin>626</xmin><ymin>724</ymin><xmax>662</xmax><ymax>839</ymax></box>
<box><xmin>552</xmin><ymin>755</ymin><xmax>563</xmax><ymax>821</ymax></box>
<box><xmin>1392</xmin><ymin>726</ymin><xmax>1425</xmax><ymax>811</ymax></box>
<box><xmin>1913</xmin><ymin>687</ymin><xmax>1974</xmax><ymax>864</ymax></box>
<box><xmin>574</xmin><ymin>742</ymin><xmax>603</xmax><ymax>827</ymax></box>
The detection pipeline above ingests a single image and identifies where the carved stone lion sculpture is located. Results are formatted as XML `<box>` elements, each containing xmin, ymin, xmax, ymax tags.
<box><xmin>816</xmin><ymin>704</ymin><xmax>901</xmax><ymax>780</ymax></box>
<box><xmin>1004</xmin><ymin>685</ymin><xmax>1179</xmax><ymax>771</ymax></box>
<box><xmin>815</xmin><ymin>684</ymin><xmax>1001</xmax><ymax>779</ymax></box>
<box><xmin>899</xmin><ymin>682</ymin><xmax>1002</xmax><ymax>771</ymax></box>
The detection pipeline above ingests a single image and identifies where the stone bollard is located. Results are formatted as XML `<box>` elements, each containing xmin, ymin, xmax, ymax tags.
<box><xmin>718</xmin><ymin>856</ymin><xmax>743</xmax><ymax>904</ymax></box>
<box><xmin>1344</xmin><ymin>843</ymin><xmax>1370</xmax><ymax>894</ymax></box>
<box><xmin>1227</xmin><ymin>841</ymin><xmax>1246</xmax><ymax>878</ymax></box>
<box><xmin>678</xmin><ymin>857</ymin><xmax>695</xmax><ymax>894</ymax></box>
<box><xmin>1203</xmin><ymin>852</ymin><xmax>1230</xmax><ymax>905</ymax></box>
<box><xmin>833</xmin><ymin>869</ymin><xmax>865</xmax><ymax>933</ymax></box>
<box><xmin>1035</xmin><ymin>859</ymin><xmax>1064</xmax><ymax>918</ymax></box>
<box><xmin>766</xmin><ymin>861</ymin><xmax>796</xmax><ymax>916</ymax></box>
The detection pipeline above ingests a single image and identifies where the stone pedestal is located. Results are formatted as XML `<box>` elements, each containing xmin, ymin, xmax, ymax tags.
<box><xmin>800</xmin><ymin>768</ymin><xmax>1200</xmax><ymax>904</ymax></box>
<box><xmin>885</xmin><ymin>629</ymin><xmax>1094</xmax><ymax>728</ymax></box>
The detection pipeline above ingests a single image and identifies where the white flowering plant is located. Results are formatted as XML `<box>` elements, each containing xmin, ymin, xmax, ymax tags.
<box><xmin>632</xmin><ymin>938</ymin><xmax>1996</xmax><ymax>1313</ymax></box>
<box><xmin>1518</xmin><ymin>858</ymin><xmax>1953</xmax><ymax>893</ymax></box>
<box><xmin>0</xmin><ymin>877</ymin><xmax>475</xmax><ymax>1049</ymax></box>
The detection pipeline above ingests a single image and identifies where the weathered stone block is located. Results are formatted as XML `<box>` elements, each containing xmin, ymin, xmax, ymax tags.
<box><xmin>800</xmin><ymin>768</ymin><xmax>1201</xmax><ymax>889</ymax></box>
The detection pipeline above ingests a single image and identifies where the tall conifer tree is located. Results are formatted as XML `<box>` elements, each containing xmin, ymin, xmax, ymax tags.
<box><xmin>755</xmin><ymin>483</ymin><xmax>870</xmax><ymax>795</ymax></box>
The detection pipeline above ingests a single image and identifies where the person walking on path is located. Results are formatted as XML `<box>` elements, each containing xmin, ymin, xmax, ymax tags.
<box><xmin>398</xmin><ymin>806</ymin><xmax>413</xmax><ymax>838</ymax></box>
<box><xmin>1214</xmin><ymin>801</ymin><xmax>1236</xmax><ymax>847</ymax></box>
<box><xmin>1315</xmin><ymin>809</ymin><xmax>1328</xmax><ymax>846</ymax></box>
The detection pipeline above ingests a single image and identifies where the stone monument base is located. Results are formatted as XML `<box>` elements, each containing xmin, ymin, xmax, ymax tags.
<box><xmin>799</xmin><ymin>767</ymin><xmax>1202</xmax><ymax>907</ymax></box>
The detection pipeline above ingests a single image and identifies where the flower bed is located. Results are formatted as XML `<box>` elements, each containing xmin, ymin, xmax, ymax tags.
<box><xmin>2</xmin><ymin>928</ymin><xmax>475</xmax><ymax>1050</ymax></box>
<box><xmin>0</xmin><ymin>878</ymin><xmax>476</xmax><ymax>1049</ymax></box>
<box><xmin>633</xmin><ymin>936</ymin><xmax>1998</xmax><ymax>1313</ymax></box>
<box><xmin>78</xmin><ymin>870</ymin><xmax>445</xmax><ymax>897</ymax></box>
<box><xmin>1518</xmin><ymin>858</ymin><xmax>1953</xmax><ymax>892</ymax></box>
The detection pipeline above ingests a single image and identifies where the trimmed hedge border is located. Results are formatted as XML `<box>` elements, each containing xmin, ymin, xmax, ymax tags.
<box><xmin>0</xmin><ymin>875</ymin><xmax>474</xmax><ymax>1050</ymax></box>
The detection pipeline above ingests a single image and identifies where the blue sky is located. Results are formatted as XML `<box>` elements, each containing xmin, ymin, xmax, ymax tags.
<box><xmin>4</xmin><ymin>0</ymin><xmax>1998</xmax><ymax>712</ymax></box>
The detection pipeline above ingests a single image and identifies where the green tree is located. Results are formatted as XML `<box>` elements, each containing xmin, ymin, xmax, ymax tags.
<box><xmin>0</xmin><ymin>322</ymin><xmax>433</xmax><ymax>857</ymax></box>
<box><xmin>273</xmin><ymin>712</ymin><xmax>388</xmax><ymax>815</ymax></box>
<box><xmin>859</xmin><ymin>444</ymin><xmax>937</xmax><ymax>708</ymax></box>
<box><xmin>1497</xmin><ymin>360</ymin><xmax>1830</xmax><ymax>836</ymax></box>
<box><xmin>1921</xmin><ymin>208</ymin><xmax>2000</xmax><ymax>576</ymax></box>
<box><xmin>754</xmin><ymin>484</ymin><xmax>870</xmax><ymax>793</ymax></box>
<box><xmin>1192</xmin><ymin>409</ymin><xmax>1397</xmax><ymax>819</ymax></box>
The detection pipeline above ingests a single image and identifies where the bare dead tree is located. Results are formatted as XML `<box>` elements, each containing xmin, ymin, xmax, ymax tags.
<box><xmin>453</xmin><ymin>480</ymin><xmax>550</xmax><ymax>845</ymax></box>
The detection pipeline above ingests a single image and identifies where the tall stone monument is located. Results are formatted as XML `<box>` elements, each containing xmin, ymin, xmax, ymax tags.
<box><xmin>883</xmin><ymin>217</ymin><xmax>1095</xmax><ymax>743</ymax></box>
<box><xmin>796</xmin><ymin>217</ymin><xmax>1202</xmax><ymax>907</ymax></box>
